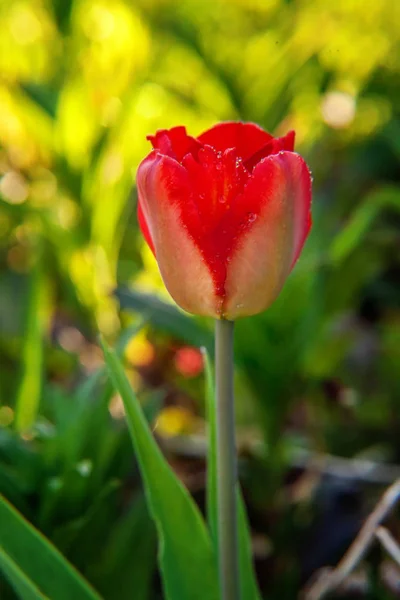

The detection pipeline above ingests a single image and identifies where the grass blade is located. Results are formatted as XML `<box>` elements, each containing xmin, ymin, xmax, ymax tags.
<box><xmin>101</xmin><ymin>339</ymin><xmax>219</xmax><ymax>600</ymax></box>
<box><xmin>0</xmin><ymin>549</ymin><xmax>47</xmax><ymax>600</ymax></box>
<box><xmin>0</xmin><ymin>495</ymin><xmax>100</xmax><ymax>600</ymax></box>
<box><xmin>203</xmin><ymin>349</ymin><xmax>218</xmax><ymax>545</ymax></box>
<box><xmin>14</xmin><ymin>253</ymin><xmax>47</xmax><ymax>432</ymax></box>
<box><xmin>94</xmin><ymin>494</ymin><xmax>156</xmax><ymax>600</ymax></box>
<box><xmin>115</xmin><ymin>288</ymin><xmax>213</xmax><ymax>353</ymax></box>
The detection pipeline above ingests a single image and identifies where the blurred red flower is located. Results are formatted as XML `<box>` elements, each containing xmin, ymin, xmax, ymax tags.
<box><xmin>137</xmin><ymin>122</ymin><xmax>312</xmax><ymax>319</ymax></box>
<box><xmin>174</xmin><ymin>346</ymin><xmax>204</xmax><ymax>378</ymax></box>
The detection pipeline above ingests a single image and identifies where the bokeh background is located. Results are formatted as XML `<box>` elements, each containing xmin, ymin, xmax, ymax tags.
<box><xmin>1</xmin><ymin>0</ymin><xmax>400</xmax><ymax>598</ymax></box>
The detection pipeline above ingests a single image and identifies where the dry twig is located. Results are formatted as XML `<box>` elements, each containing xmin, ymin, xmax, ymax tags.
<box><xmin>303</xmin><ymin>479</ymin><xmax>400</xmax><ymax>600</ymax></box>
<box><xmin>376</xmin><ymin>526</ymin><xmax>400</xmax><ymax>568</ymax></box>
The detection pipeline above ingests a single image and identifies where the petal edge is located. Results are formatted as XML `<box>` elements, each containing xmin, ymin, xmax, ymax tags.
<box><xmin>137</xmin><ymin>153</ymin><xmax>221</xmax><ymax>317</ymax></box>
<box><xmin>223</xmin><ymin>151</ymin><xmax>312</xmax><ymax>318</ymax></box>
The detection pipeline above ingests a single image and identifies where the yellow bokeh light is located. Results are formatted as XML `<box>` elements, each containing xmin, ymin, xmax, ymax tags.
<box><xmin>125</xmin><ymin>331</ymin><xmax>155</xmax><ymax>367</ymax></box>
<box><xmin>10</xmin><ymin>4</ymin><xmax>42</xmax><ymax>45</ymax></box>
<box><xmin>155</xmin><ymin>406</ymin><xmax>199</xmax><ymax>437</ymax></box>
<box><xmin>0</xmin><ymin>171</ymin><xmax>29</xmax><ymax>204</ymax></box>
<box><xmin>321</xmin><ymin>92</ymin><xmax>356</xmax><ymax>129</ymax></box>
<box><xmin>0</xmin><ymin>406</ymin><xmax>14</xmax><ymax>427</ymax></box>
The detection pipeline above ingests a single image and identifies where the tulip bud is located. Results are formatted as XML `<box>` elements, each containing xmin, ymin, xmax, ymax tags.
<box><xmin>137</xmin><ymin>122</ymin><xmax>312</xmax><ymax>319</ymax></box>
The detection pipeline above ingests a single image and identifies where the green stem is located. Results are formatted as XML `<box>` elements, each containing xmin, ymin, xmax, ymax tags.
<box><xmin>215</xmin><ymin>318</ymin><xmax>239</xmax><ymax>600</ymax></box>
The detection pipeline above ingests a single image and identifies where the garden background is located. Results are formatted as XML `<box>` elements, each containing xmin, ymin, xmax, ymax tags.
<box><xmin>0</xmin><ymin>0</ymin><xmax>400</xmax><ymax>598</ymax></box>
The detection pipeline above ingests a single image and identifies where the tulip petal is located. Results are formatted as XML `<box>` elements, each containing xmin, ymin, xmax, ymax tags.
<box><xmin>137</xmin><ymin>200</ymin><xmax>155</xmax><ymax>255</ymax></box>
<box><xmin>197</xmin><ymin>122</ymin><xmax>273</xmax><ymax>161</ymax></box>
<box><xmin>147</xmin><ymin>127</ymin><xmax>201</xmax><ymax>161</ymax></box>
<box><xmin>137</xmin><ymin>153</ymin><xmax>220</xmax><ymax>316</ymax></box>
<box><xmin>244</xmin><ymin>130</ymin><xmax>295</xmax><ymax>171</ymax></box>
<box><xmin>223</xmin><ymin>151</ymin><xmax>312</xmax><ymax>319</ymax></box>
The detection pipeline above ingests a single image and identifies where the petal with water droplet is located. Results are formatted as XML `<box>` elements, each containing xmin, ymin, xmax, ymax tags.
<box><xmin>222</xmin><ymin>152</ymin><xmax>312</xmax><ymax>318</ymax></box>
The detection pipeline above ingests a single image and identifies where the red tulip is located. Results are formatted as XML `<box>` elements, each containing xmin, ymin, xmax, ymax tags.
<box><xmin>137</xmin><ymin>122</ymin><xmax>312</xmax><ymax>319</ymax></box>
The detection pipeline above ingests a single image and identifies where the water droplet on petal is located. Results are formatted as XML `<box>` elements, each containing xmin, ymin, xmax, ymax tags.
<box><xmin>247</xmin><ymin>212</ymin><xmax>257</xmax><ymax>223</ymax></box>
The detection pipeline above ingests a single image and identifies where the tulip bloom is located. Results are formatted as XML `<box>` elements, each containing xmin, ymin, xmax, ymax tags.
<box><xmin>137</xmin><ymin>122</ymin><xmax>312</xmax><ymax>319</ymax></box>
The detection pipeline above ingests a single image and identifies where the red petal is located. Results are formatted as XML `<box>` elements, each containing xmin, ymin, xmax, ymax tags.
<box><xmin>244</xmin><ymin>130</ymin><xmax>296</xmax><ymax>172</ymax></box>
<box><xmin>278</xmin><ymin>130</ymin><xmax>295</xmax><ymax>152</ymax></box>
<box><xmin>147</xmin><ymin>126</ymin><xmax>201</xmax><ymax>161</ymax></box>
<box><xmin>136</xmin><ymin>152</ymin><xmax>220</xmax><ymax>316</ymax></box>
<box><xmin>222</xmin><ymin>151</ymin><xmax>312</xmax><ymax>318</ymax></box>
<box><xmin>137</xmin><ymin>195</ymin><xmax>155</xmax><ymax>255</ymax></box>
<box><xmin>182</xmin><ymin>145</ymin><xmax>249</xmax><ymax>236</ymax></box>
<box><xmin>197</xmin><ymin>122</ymin><xmax>273</xmax><ymax>161</ymax></box>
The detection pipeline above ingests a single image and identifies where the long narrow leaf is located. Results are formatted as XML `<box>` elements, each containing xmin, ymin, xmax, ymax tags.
<box><xmin>202</xmin><ymin>348</ymin><xmax>262</xmax><ymax>600</ymax></box>
<box><xmin>115</xmin><ymin>288</ymin><xmax>213</xmax><ymax>353</ymax></box>
<box><xmin>0</xmin><ymin>495</ymin><xmax>100</xmax><ymax>600</ymax></box>
<box><xmin>329</xmin><ymin>186</ymin><xmax>400</xmax><ymax>264</ymax></box>
<box><xmin>0</xmin><ymin>549</ymin><xmax>46</xmax><ymax>600</ymax></box>
<box><xmin>94</xmin><ymin>494</ymin><xmax>156</xmax><ymax>600</ymax></box>
<box><xmin>14</xmin><ymin>252</ymin><xmax>46</xmax><ymax>432</ymax></box>
<box><xmin>203</xmin><ymin>350</ymin><xmax>218</xmax><ymax>545</ymax></box>
<box><xmin>101</xmin><ymin>340</ymin><xmax>219</xmax><ymax>600</ymax></box>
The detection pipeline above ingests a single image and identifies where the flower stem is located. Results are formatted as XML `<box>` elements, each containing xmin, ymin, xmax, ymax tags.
<box><xmin>215</xmin><ymin>318</ymin><xmax>239</xmax><ymax>600</ymax></box>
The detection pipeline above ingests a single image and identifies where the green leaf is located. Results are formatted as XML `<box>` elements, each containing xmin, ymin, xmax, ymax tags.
<box><xmin>202</xmin><ymin>348</ymin><xmax>262</xmax><ymax>600</ymax></box>
<box><xmin>21</xmin><ymin>83</ymin><xmax>58</xmax><ymax>120</ymax></box>
<box><xmin>203</xmin><ymin>350</ymin><xmax>218</xmax><ymax>546</ymax></box>
<box><xmin>115</xmin><ymin>288</ymin><xmax>213</xmax><ymax>353</ymax></box>
<box><xmin>101</xmin><ymin>339</ymin><xmax>219</xmax><ymax>600</ymax></box>
<box><xmin>330</xmin><ymin>186</ymin><xmax>400</xmax><ymax>264</ymax></box>
<box><xmin>0</xmin><ymin>495</ymin><xmax>101</xmax><ymax>600</ymax></box>
<box><xmin>14</xmin><ymin>250</ymin><xmax>46</xmax><ymax>432</ymax></box>
<box><xmin>94</xmin><ymin>494</ymin><xmax>156</xmax><ymax>600</ymax></box>
<box><xmin>51</xmin><ymin>480</ymin><xmax>120</xmax><ymax>558</ymax></box>
<box><xmin>0</xmin><ymin>549</ymin><xmax>46</xmax><ymax>600</ymax></box>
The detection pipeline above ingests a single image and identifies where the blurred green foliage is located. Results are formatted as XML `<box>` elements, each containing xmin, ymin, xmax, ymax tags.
<box><xmin>1</xmin><ymin>0</ymin><xmax>400</xmax><ymax>597</ymax></box>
